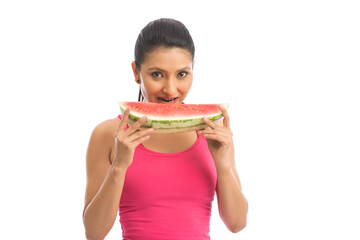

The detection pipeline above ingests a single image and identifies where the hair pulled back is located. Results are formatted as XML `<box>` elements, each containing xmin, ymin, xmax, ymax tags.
<box><xmin>134</xmin><ymin>18</ymin><xmax>195</xmax><ymax>102</ymax></box>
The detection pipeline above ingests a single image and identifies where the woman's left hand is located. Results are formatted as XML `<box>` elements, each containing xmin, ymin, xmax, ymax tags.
<box><xmin>198</xmin><ymin>105</ymin><xmax>233</xmax><ymax>171</ymax></box>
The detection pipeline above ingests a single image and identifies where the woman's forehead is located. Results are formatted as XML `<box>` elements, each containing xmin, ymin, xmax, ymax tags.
<box><xmin>142</xmin><ymin>47</ymin><xmax>193</xmax><ymax>71</ymax></box>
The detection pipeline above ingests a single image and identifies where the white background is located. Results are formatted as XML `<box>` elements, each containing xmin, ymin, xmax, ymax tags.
<box><xmin>1</xmin><ymin>0</ymin><xmax>359</xmax><ymax>239</ymax></box>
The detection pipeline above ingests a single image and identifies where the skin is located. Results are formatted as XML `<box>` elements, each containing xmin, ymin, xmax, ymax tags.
<box><xmin>83</xmin><ymin>47</ymin><xmax>248</xmax><ymax>239</ymax></box>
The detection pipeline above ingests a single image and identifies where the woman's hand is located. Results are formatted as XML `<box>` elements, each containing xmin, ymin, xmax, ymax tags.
<box><xmin>112</xmin><ymin>107</ymin><xmax>153</xmax><ymax>170</ymax></box>
<box><xmin>199</xmin><ymin>105</ymin><xmax>233</xmax><ymax>171</ymax></box>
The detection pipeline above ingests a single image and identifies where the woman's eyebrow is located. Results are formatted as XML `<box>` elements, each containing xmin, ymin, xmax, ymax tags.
<box><xmin>178</xmin><ymin>67</ymin><xmax>191</xmax><ymax>71</ymax></box>
<box><xmin>147</xmin><ymin>67</ymin><xmax>166</xmax><ymax>72</ymax></box>
<box><xmin>147</xmin><ymin>67</ymin><xmax>191</xmax><ymax>72</ymax></box>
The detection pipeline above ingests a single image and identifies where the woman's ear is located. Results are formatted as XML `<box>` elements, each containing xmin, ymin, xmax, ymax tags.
<box><xmin>131</xmin><ymin>61</ymin><xmax>140</xmax><ymax>84</ymax></box>
<box><xmin>192</xmin><ymin>59</ymin><xmax>195</xmax><ymax>70</ymax></box>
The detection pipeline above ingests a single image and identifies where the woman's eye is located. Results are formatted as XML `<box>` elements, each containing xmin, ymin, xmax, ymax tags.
<box><xmin>178</xmin><ymin>71</ymin><xmax>188</xmax><ymax>78</ymax></box>
<box><xmin>152</xmin><ymin>72</ymin><xmax>163</xmax><ymax>78</ymax></box>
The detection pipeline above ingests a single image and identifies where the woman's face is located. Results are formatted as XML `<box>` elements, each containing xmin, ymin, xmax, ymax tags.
<box><xmin>132</xmin><ymin>47</ymin><xmax>194</xmax><ymax>104</ymax></box>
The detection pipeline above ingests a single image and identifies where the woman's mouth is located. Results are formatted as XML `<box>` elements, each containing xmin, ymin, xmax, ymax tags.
<box><xmin>157</xmin><ymin>97</ymin><xmax>179</xmax><ymax>104</ymax></box>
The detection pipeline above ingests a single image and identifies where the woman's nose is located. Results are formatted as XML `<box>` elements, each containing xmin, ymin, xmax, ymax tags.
<box><xmin>163</xmin><ymin>77</ymin><xmax>177</xmax><ymax>95</ymax></box>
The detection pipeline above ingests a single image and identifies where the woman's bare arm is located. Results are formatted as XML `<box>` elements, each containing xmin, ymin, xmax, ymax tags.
<box><xmin>82</xmin><ymin>120</ymin><xmax>127</xmax><ymax>240</ymax></box>
<box><xmin>83</xmin><ymin>112</ymin><xmax>152</xmax><ymax>240</ymax></box>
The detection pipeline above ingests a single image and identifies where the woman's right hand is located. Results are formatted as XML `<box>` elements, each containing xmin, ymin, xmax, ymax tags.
<box><xmin>112</xmin><ymin>107</ymin><xmax>153</xmax><ymax>170</ymax></box>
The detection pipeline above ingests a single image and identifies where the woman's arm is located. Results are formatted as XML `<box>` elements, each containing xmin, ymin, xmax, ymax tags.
<box><xmin>82</xmin><ymin>121</ymin><xmax>127</xmax><ymax>240</ymax></box>
<box><xmin>215</xmin><ymin>143</ymin><xmax>248</xmax><ymax>233</ymax></box>
<box><xmin>199</xmin><ymin>112</ymin><xmax>248</xmax><ymax>233</ymax></box>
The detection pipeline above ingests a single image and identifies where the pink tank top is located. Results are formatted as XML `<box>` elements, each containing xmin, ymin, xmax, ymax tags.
<box><xmin>117</xmin><ymin>115</ymin><xmax>217</xmax><ymax>240</ymax></box>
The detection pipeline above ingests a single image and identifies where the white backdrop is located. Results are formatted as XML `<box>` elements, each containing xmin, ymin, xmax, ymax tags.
<box><xmin>0</xmin><ymin>0</ymin><xmax>359</xmax><ymax>239</ymax></box>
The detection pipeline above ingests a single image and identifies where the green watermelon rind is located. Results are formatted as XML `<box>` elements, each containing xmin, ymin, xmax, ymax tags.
<box><xmin>118</xmin><ymin>102</ymin><xmax>228</xmax><ymax>134</ymax></box>
<box><xmin>128</xmin><ymin>113</ymin><xmax>223</xmax><ymax>128</ymax></box>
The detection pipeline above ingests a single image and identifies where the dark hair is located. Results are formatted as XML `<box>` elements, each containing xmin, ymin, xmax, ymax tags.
<box><xmin>135</xmin><ymin>18</ymin><xmax>195</xmax><ymax>102</ymax></box>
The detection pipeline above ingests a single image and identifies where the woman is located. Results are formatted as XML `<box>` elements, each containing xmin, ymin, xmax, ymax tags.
<box><xmin>83</xmin><ymin>18</ymin><xmax>248</xmax><ymax>240</ymax></box>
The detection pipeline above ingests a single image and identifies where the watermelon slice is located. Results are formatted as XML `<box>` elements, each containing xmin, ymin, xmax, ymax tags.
<box><xmin>118</xmin><ymin>102</ymin><xmax>229</xmax><ymax>134</ymax></box>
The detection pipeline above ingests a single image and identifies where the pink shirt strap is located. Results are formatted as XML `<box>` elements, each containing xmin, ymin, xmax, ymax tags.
<box><xmin>117</xmin><ymin>114</ymin><xmax>129</xmax><ymax>130</ymax></box>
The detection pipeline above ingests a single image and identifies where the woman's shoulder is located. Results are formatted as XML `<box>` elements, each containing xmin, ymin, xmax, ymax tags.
<box><xmin>88</xmin><ymin>117</ymin><xmax>121</xmax><ymax>163</ymax></box>
<box><xmin>90</xmin><ymin>116</ymin><xmax>121</xmax><ymax>142</ymax></box>
<box><xmin>98</xmin><ymin>115</ymin><xmax>121</xmax><ymax>130</ymax></box>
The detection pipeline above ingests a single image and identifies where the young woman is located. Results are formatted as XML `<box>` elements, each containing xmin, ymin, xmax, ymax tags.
<box><xmin>83</xmin><ymin>18</ymin><xmax>248</xmax><ymax>240</ymax></box>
